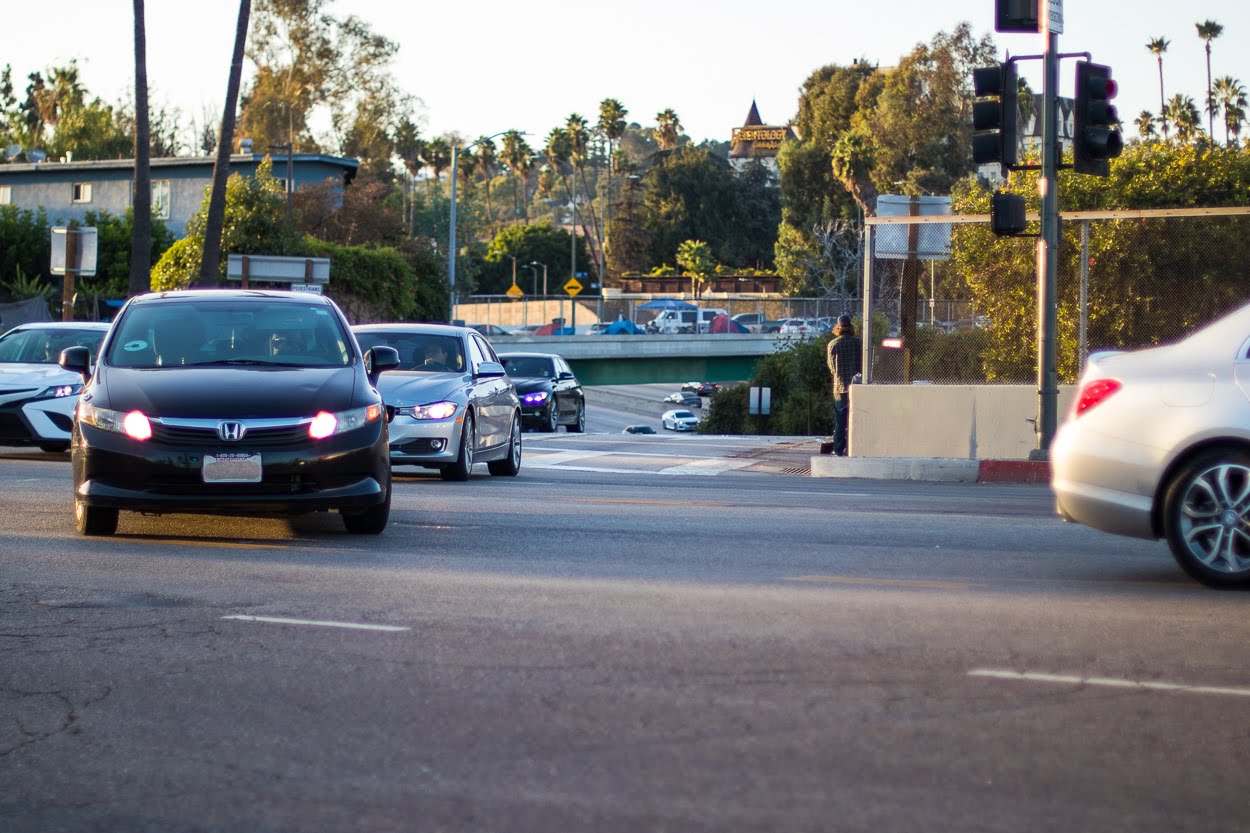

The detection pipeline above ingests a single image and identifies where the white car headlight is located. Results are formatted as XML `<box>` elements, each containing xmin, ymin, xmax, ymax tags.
<box><xmin>309</xmin><ymin>403</ymin><xmax>384</xmax><ymax>439</ymax></box>
<box><xmin>77</xmin><ymin>400</ymin><xmax>152</xmax><ymax>441</ymax></box>
<box><xmin>39</xmin><ymin>383</ymin><xmax>83</xmax><ymax>398</ymax></box>
<box><xmin>406</xmin><ymin>401</ymin><xmax>458</xmax><ymax>420</ymax></box>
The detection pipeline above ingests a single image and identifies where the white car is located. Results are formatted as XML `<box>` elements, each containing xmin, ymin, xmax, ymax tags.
<box><xmin>1052</xmin><ymin>301</ymin><xmax>1250</xmax><ymax>588</ymax></box>
<box><xmin>662</xmin><ymin>409</ymin><xmax>700</xmax><ymax>431</ymax></box>
<box><xmin>0</xmin><ymin>322</ymin><xmax>109</xmax><ymax>452</ymax></box>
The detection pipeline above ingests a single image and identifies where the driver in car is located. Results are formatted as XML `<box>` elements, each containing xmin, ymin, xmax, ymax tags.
<box><xmin>421</xmin><ymin>343</ymin><xmax>450</xmax><ymax>371</ymax></box>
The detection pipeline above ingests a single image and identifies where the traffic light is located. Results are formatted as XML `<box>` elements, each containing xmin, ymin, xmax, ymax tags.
<box><xmin>1073</xmin><ymin>61</ymin><xmax>1122</xmax><ymax>176</ymax></box>
<box><xmin>995</xmin><ymin>0</ymin><xmax>1039</xmax><ymax>32</ymax></box>
<box><xmin>972</xmin><ymin>62</ymin><xmax>1018</xmax><ymax>177</ymax></box>
<box><xmin>990</xmin><ymin>193</ymin><xmax>1028</xmax><ymax>236</ymax></box>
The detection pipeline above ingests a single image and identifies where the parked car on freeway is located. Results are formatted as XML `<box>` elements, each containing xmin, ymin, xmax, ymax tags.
<box><xmin>61</xmin><ymin>290</ymin><xmax>400</xmax><ymax>536</ymax></box>
<box><xmin>498</xmin><ymin>352</ymin><xmax>585</xmax><ymax>433</ymax></box>
<box><xmin>646</xmin><ymin>308</ymin><xmax>730</xmax><ymax>334</ymax></box>
<box><xmin>622</xmin><ymin>425</ymin><xmax>656</xmax><ymax>434</ymax></box>
<box><xmin>468</xmin><ymin>323</ymin><xmax>514</xmax><ymax>337</ymax></box>
<box><xmin>1052</xmin><ymin>301</ymin><xmax>1250</xmax><ymax>587</ymax></box>
<box><xmin>0</xmin><ymin>321</ymin><xmax>109</xmax><ymax>452</ymax></box>
<box><xmin>664</xmin><ymin>391</ymin><xmax>702</xmax><ymax>408</ymax></box>
<box><xmin>731</xmin><ymin>312</ymin><xmax>766</xmax><ymax>332</ymax></box>
<box><xmin>778</xmin><ymin>318</ymin><xmax>829</xmax><ymax>336</ymax></box>
<box><xmin>353</xmin><ymin>323</ymin><xmax>523</xmax><ymax>480</ymax></box>
<box><xmin>681</xmin><ymin>381</ymin><xmax>719</xmax><ymax>396</ymax></box>
<box><xmin>662</xmin><ymin>409</ymin><xmax>700</xmax><ymax>431</ymax></box>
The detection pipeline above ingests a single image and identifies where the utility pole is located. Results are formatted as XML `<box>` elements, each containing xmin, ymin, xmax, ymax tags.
<box><xmin>1034</xmin><ymin>11</ymin><xmax>1060</xmax><ymax>458</ymax></box>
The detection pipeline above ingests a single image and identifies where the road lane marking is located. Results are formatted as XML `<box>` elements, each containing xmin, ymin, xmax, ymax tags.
<box><xmin>659</xmin><ymin>458</ymin><xmax>758</xmax><ymax>475</ymax></box>
<box><xmin>222</xmin><ymin>615</ymin><xmax>410</xmax><ymax>632</ymax></box>
<box><xmin>788</xmin><ymin>575</ymin><xmax>981</xmax><ymax>590</ymax></box>
<box><xmin>969</xmin><ymin>669</ymin><xmax>1250</xmax><ymax>697</ymax></box>
<box><xmin>573</xmin><ymin>498</ymin><xmax>730</xmax><ymax>508</ymax></box>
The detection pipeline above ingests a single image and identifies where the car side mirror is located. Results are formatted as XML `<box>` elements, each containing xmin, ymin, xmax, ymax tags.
<box><xmin>366</xmin><ymin>346</ymin><xmax>401</xmax><ymax>385</ymax></box>
<box><xmin>476</xmin><ymin>360</ymin><xmax>506</xmax><ymax>378</ymax></box>
<box><xmin>557</xmin><ymin>371</ymin><xmax>575</xmax><ymax>380</ymax></box>
<box><xmin>59</xmin><ymin>346</ymin><xmax>92</xmax><ymax>382</ymax></box>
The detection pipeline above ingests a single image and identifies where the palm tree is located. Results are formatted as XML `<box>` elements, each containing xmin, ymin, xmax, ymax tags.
<box><xmin>1196</xmin><ymin>19</ymin><xmax>1224</xmax><ymax>140</ymax></box>
<box><xmin>474</xmin><ymin>136</ymin><xmax>498</xmax><ymax>233</ymax></box>
<box><xmin>393</xmin><ymin>118</ymin><xmax>424</xmax><ymax>236</ymax></box>
<box><xmin>129</xmin><ymin>0</ymin><xmax>152</xmax><ymax>297</ymax></box>
<box><xmin>565</xmin><ymin>113</ymin><xmax>603</xmax><ymax>279</ymax></box>
<box><xmin>500</xmin><ymin>130</ymin><xmax>532</xmax><ymax>221</ymax></box>
<box><xmin>200</xmin><ymin>0</ymin><xmax>251</xmax><ymax>286</ymax></box>
<box><xmin>1135</xmin><ymin>110</ymin><xmax>1158</xmax><ymax>141</ymax></box>
<box><xmin>597</xmin><ymin>98</ymin><xmax>627</xmax><ymax>276</ymax></box>
<box><xmin>1213</xmin><ymin>76</ymin><xmax>1248</xmax><ymax>145</ymax></box>
<box><xmin>655</xmin><ymin>108</ymin><xmax>681</xmax><ymax>151</ymax></box>
<box><xmin>1164</xmin><ymin>93</ymin><xmax>1203</xmax><ymax>144</ymax></box>
<box><xmin>424</xmin><ymin>137</ymin><xmax>451</xmax><ymax>194</ymax></box>
<box><xmin>1147</xmin><ymin>37</ymin><xmax>1170</xmax><ymax>140</ymax></box>
<box><xmin>544</xmin><ymin>127</ymin><xmax>573</xmax><ymax>203</ymax></box>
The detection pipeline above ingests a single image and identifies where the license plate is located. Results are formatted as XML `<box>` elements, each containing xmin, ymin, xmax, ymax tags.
<box><xmin>203</xmin><ymin>453</ymin><xmax>262</xmax><ymax>482</ymax></box>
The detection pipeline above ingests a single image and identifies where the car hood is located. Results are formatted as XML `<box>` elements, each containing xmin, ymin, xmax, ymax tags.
<box><xmin>374</xmin><ymin>370</ymin><xmax>469</xmax><ymax>406</ymax></box>
<box><xmin>511</xmin><ymin>377</ymin><xmax>555</xmax><ymax>395</ymax></box>
<box><xmin>0</xmin><ymin>363</ymin><xmax>79</xmax><ymax>390</ymax></box>
<box><xmin>93</xmin><ymin>365</ymin><xmax>361</xmax><ymax>418</ymax></box>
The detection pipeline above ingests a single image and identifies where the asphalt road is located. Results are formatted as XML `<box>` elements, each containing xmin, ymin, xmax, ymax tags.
<box><xmin>3</xmin><ymin>435</ymin><xmax>1249</xmax><ymax>833</ymax></box>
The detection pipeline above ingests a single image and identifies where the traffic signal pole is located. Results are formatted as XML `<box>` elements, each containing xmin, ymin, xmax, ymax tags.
<box><xmin>1034</xmin><ymin>27</ymin><xmax>1060</xmax><ymax>459</ymax></box>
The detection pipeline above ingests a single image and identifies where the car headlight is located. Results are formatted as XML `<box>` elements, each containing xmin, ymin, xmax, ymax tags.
<box><xmin>404</xmin><ymin>401</ymin><xmax>458</xmax><ymax>421</ymax></box>
<box><xmin>309</xmin><ymin>402</ymin><xmax>384</xmax><ymax>439</ymax></box>
<box><xmin>521</xmin><ymin>391</ymin><xmax>550</xmax><ymax>405</ymax></box>
<box><xmin>39</xmin><ymin>383</ymin><xmax>83</xmax><ymax>399</ymax></box>
<box><xmin>77</xmin><ymin>400</ymin><xmax>152</xmax><ymax>441</ymax></box>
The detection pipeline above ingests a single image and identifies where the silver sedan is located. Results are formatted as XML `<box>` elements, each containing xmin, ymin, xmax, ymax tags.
<box><xmin>1052</xmin><ymin>302</ymin><xmax>1250</xmax><ymax>587</ymax></box>
<box><xmin>353</xmin><ymin>324</ymin><xmax>522</xmax><ymax>480</ymax></box>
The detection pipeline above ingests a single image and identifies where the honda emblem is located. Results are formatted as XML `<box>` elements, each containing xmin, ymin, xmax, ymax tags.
<box><xmin>218</xmin><ymin>421</ymin><xmax>246</xmax><ymax>442</ymax></box>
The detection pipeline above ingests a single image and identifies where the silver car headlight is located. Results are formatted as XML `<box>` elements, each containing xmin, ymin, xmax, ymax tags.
<box><xmin>405</xmin><ymin>401</ymin><xmax>458</xmax><ymax>420</ymax></box>
<box><xmin>38</xmin><ymin>383</ymin><xmax>83</xmax><ymax>398</ymax></box>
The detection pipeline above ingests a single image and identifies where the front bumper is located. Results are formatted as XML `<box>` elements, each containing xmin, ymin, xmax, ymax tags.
<box><xmin>0</xmin><ymin>391</ymin><xmax>77</xmax><ymax>446</ymax></box>
<box><xmin>519</xmin><ymin>402</ymin><xmax>555</xmax><ymax>427</ymax></box>
<box><xmin>387</xmin><ymin>415</ymin><xmax>464</xmax><ymax>467</ymax></box>
<box><xmin>73</xmin><ymin>420</ymin><xmax>389</xmax><ymax>516</ymax></box>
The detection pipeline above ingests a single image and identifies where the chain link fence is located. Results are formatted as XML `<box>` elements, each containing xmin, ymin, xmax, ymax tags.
<box><xmin>863</xmin><ymin>207</ymin><xmax>1250</xmax><ymax>385</ymax></box>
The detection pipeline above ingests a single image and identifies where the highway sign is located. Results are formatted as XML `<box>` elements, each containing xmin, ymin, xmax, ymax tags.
<box><xmin>563</xmin><ymin>277</ymin><xmax>583</xmax><ymax>297</ymax></box>
<box><xmin>506</xmin><ymin>283</ymin><xmax>523</xmax><ymax>298</ymax></box>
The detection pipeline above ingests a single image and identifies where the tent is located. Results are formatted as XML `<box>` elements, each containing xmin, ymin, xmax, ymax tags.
<box><xmin>709</xmin><ymin>313</ymin><xmax>748</xmax><ymax>334</ymax></box>
<box><xmin>604</xmin><ymin>319</ymin><xmax>645</xmax><ymax>335</ymax></box>
<box><xmin>637</xmin><ymin>298</ymin><xmax>697</xmax><ymax>311</ymax></box>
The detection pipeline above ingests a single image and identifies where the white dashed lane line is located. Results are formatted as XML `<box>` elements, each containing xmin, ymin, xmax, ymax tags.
<box><xmin>970</xmin><ymin>669</ymin><xmax>1250</xmax><ymax>698</ymax></box>
<box><xmin>222</xmin><ymin>615</ymin><xmax>410</xmax><ymax>632</ymax></box>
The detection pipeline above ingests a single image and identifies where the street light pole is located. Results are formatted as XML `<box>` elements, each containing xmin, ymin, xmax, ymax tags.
<box><xmin>448</xmin><ymin>130</ymin><xmax>522</xmax><ymax>323</ymax></box>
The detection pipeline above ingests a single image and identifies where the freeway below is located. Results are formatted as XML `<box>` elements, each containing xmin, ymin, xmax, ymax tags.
<box><xmin>3</xmin><ymin>428</ymin><xmax>1247</xmax><ymax>832</ymax></box>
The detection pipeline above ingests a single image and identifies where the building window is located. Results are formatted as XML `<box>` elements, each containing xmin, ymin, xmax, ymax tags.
<box><xmin>0</xmin><ymin>185</ymin><xmax>10</xmax><ymax>205</ymax></box>
<box><xmin>151</xmin><ymin>180</ymin><xmax>171</xmax><ymax>221</ymax></box>
<box><xmin>72</xmin><ymin>183</ymin><xmax>92</xmax><ymax>203</ymax></box>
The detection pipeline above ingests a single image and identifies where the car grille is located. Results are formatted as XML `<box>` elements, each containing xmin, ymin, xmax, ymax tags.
<box><xmin>144</xmin><ymin>473</ymin><xmax>320</xmax><ymax>495</ymax></box>
<box><xmin>150</xmin><ymin>420</ymin><xmax>310</xmax><ymax>448</ymax></box>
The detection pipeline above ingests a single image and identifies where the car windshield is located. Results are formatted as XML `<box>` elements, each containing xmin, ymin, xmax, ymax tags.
<box><xmin>0</xmin><ymin>326</ymin><xmax>105</xmax><ymax>365</ymax></box>
<box><xmin>106</xmin><ymin>301</ymin><xmax>352</xmax><ymax>368</ymax></box>
<box><xmin>673</xmin><ymin>410</ymin><xmax>696</xmax><ymax>419</ymax></box>
<box><xmin>354</xmin><ymin>332</ymin><xmax>465</xmax><ymax>372</ymax></box>
<box><xmin>502</xmin><ymin>356</ymin><xmax>555</xmax><ymax>378</ymax></box>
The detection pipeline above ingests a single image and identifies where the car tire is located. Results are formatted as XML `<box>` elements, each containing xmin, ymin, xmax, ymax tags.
<box><xmin>544</xmin><ymin>401</ymin><xmax>559</xmax><ymax>433</ymax></box>
<box><xmin>1162</xmin><ymin>447</ymin><xmax>1250</xmax><ymax>587</ymax></box>
<box><xmin>442</xmin><ymin>413</ymin><xmax>475</xmax><ymax>481</ymax></box>
<box><xmin>74</xmin><ymin>498</ymin><xmax>118</xmax><ymax>536</ymax></box>
<box><xmin>488</xmin><ymin>415</ymin><xmax>523</xmax><ymax>476</ymax></box>
<box><xmin>341</xmin><ymin>477</ymin><xmax>391</xmax><ymax>535</ymax></box>
<box><xmin>567</xmin><ymin>400</ymin><xmax>585</xmax><ymax>433</ymax></box>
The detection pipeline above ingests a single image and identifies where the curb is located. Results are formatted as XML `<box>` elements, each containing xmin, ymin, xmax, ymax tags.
<box><xmin>810</xmin><ymin>455</ymin><xmax>1051</xmax><ymax>484</ymax></box>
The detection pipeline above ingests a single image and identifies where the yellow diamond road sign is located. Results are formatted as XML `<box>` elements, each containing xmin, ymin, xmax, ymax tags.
<box><xmin>563</xmin><ymin>277</ymin><xmax>583</xmax><ymax>297</ymax></box>
<box><xmin>506</xmin><ymin>283</ymin><xmax>523</xmax><ymax>298</ymax></box>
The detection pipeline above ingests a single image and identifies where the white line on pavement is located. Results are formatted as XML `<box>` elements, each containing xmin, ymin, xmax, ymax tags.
<box><xmin>969</xmin><ymin>669</ymin><xmax>1250</xmax><ymax>697</ymax></box>
<box><xmin>222</xmin><ymin>615</ymin><xmax>410</xmax><ymax>632</ymax></box>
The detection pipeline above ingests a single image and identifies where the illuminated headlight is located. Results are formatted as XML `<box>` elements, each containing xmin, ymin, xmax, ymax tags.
<box><xmin>77</xmin><ymin>401</ymin><xmax>152</xmax><ymax>441</ymax></box>
<box><xmin>521</xmin><ymin>391</ymin><xmax>550</xmax><ymax>405</ymax></box>
<box><xmin>39</xmin><ymin>383</ymin><xmax>83</xmax><ymax>398</ymax></box>
<box><xmin>309</xmin><ymin>402</ymin><xmax>384</xmax><ymax>439</ymax></box>
<box><xmin>405</xmin><ymin>401</ymin><xmax>458</xmax><ymax>421</ymax></box>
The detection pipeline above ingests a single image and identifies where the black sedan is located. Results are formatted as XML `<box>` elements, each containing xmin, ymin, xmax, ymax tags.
<box><xmin>498</xmin><ymin>352</ymin><xmax>585</xmax><ymax>433</ymax></box>
<box><xmin>681</xmin><ymin>381</ymin><xmax>719</xmax><ymax>396</ymax></box>
<box><xmin>60</xmin><ymin>289</ymin><xmax>400</xmax><ymax>536</ymax></box>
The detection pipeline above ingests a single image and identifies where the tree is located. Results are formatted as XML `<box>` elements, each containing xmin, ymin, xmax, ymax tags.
<box><xmin>565</xmin><ymin>113</ymin><xmax>603</xmax><ymax>279</ymax></box>
<box><xmin>474</xmin><ymin>136</ymin><xmax>498</xmax><ymax>233</ymax></box>
<box><xmin>199</xmin><ymin>0</ymin><xmax>252</xmax><ymax>286</ymax></box>
<box><xmin>392</xmin><ymin>117</ymin><xmax>424</xmax><ymax>235</ymax></box>
<box><xmin>654</xmin><ymin>108</ymin><xmax>681</xmax><ymax>151</ymax></box>
<box><xmin>474</xmin><ymin>222</ymin><xmax>587</xmax><ymax>295</ymax></box>
<box><xmin>129</xmin><ymin>0</ymin><xmax>152</xmax><ymax>298</ymax></box>
<box><xmin>1165</xmin><ymin>94</ymin><xmax>1204</xmax><ymax>144</ymax></box>
<box><xmin>1147</xmin><ymin>37</ymin><xmax>1170</xmax><ymax>140</ymax></box>
<box><xmin>1213</xmin><ymin>76</ymin><xmax>1247</xmax><ymax>146</ymax></box>
<box><xmin>597</xmin><ymin>98</ymin><xmax>628</xmax><ymax>275</ymax></box>
<box><xmin>501</xmin><ymin>129</ymin><xmax>532</xmax><ymax>222</ymax></box>
<box><xmin>1135</xmin><ymin>110</ymin><xmax>1159</xmax><ymax>141</ymax></box>
<box><xmin>1196</xmin><ymin>19</ymin><xmax>1224</xmax><ymax>140</ymax></box>
<box><xmin>675</xmin><ymin>239</ymin><xmax>715</xmax><ymax>296</ymax></box>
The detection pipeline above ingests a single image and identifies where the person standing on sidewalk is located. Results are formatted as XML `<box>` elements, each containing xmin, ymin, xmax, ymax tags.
<box><xmin>825</xmin><ymin>315</ymin><xmax>862</xmax><ymax>456</ymax></box>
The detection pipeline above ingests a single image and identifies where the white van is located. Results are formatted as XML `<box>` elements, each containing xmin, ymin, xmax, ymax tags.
<box><xmin>647</xmin><ymin>307</ymin><xmax>730</xmax><ymax>334</ymax></box>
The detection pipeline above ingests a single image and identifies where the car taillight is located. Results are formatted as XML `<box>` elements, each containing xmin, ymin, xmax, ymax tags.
<box><xmin>1073</xmin><ymin>378</ymin><xmax>1121</xmax><ymax>417</ymax></box>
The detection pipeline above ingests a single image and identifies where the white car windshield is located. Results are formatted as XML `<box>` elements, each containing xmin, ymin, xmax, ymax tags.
<box><xmin>673</xmin><ymin>411</ymin><xmax>696</xmax><ymax>419</ymax></box>
<box><xmin>0</xmin><ymin>326</ymin><xmax>105</xmax><ymax>365</ymax></box>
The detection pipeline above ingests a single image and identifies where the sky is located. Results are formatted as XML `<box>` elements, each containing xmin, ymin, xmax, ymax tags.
<box><xmin>6</xmin><ymin>0</ymin><xmax>1250</xmax><ymax>150</ymax></box>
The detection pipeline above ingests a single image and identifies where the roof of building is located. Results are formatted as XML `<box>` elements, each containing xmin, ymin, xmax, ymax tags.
<box><xmin>0</xmin><ymin>153</ymin><xmax>358</xmax><ymax>177</ymax></box>
<box><xmin>743</xmin><ymin>100</ymin><xmax>763</xmax><ymax>126</ymax></box>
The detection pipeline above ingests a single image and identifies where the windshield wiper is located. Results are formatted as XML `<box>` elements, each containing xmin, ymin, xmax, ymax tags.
<box><xmin>188</xmin><ymin>358</ymin><xmax>289</xmax><ymax>367</ymax></box>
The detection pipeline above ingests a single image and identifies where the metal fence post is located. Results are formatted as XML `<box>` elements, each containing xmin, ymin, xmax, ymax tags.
<box><xmin>1079</xmin><ymin>220</ymin><xmax>1089</xmax><ymax>371</ymax></box>
<box><xmin>862</xmin><ymin>223</ymin><xmax>875</xmax><ymax>384</ymax></box>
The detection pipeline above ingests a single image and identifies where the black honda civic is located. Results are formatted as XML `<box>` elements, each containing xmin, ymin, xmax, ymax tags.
<box><xmin>59</xmin><ymin>290</ymin><xmax>400</xmax><ymax>536</ymax></box>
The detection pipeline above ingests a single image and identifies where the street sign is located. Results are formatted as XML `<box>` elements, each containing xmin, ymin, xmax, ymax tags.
<box><xmin>1046</xmin><ymin>0</ymin><xmax>1063</xmax><ymax>34</ymax></box>
<box><xmin>749</xmin><ymin>386</ymin><xmax>771</xmax><ymax>416</ymax></box>
<box><xmin>50</xmin><ymin>227</ymin><xmax>98</xmax><ymax>276</ymax></box>
<box><xmin>506</xmin><ymin>283</ymin><xmax>524</xmax><ymax>299</ymax></box>
<box><xmin>563</xmin><ymin>277</ymin><xmax>583</xmax><ymax>297</ymax></box>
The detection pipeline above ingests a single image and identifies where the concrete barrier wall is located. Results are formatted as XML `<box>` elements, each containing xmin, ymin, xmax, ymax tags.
<box><xmin>850</xmin><ymin>385</ymin><xmax>1077</xmax><ymax>460</ymax></box>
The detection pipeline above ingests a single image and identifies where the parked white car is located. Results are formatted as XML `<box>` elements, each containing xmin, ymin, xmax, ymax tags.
<box><xmin>0</xmin><ymin>321</ymin><xmax>109</xmax><ymax>452</ymax></box>
<box><xmin>647</xmin><ymin>308</ymin><xmax>729</xmax><ymax>334</ymax></box>
<box><xmin>662</xmin><ymin>409</ymin><xmax>700</xmax><ymax>431</ymax></box>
